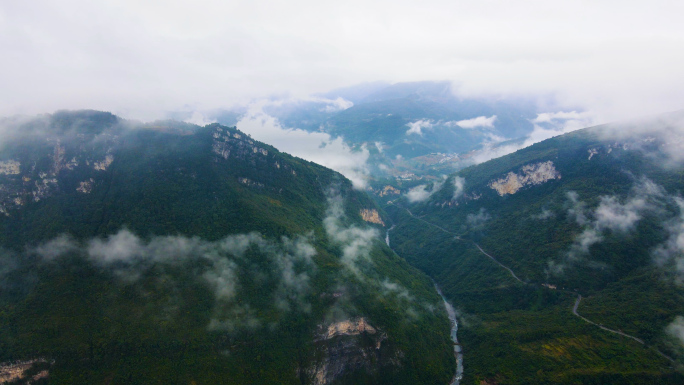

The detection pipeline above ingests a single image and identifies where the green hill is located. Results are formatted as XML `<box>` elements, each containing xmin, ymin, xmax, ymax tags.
<box><xmin>386</xmin><ymin>112</ymin><xmax>684</xmax><ymax>384</ymax></box>
<box><xmin>0</xmin><ymin>111</ymin><xmax>454</xmax><ymax>384</ymax></box>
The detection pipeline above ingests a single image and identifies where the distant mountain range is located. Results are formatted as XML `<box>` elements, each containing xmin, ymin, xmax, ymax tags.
<box><xmin>248</xmin><ymin>81</ymin><xmax>576</xmax><ymax>179</ymax></box>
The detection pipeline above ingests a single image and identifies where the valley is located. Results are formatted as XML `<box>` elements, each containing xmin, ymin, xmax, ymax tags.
<box><xmin>384</xmin><ymin>112</ymin><xmax>684</xmax><ymax>384</ymax></box>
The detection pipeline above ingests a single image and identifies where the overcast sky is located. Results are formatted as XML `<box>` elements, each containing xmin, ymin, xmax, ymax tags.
<box><xmin>1</xmin><ymin>0</ymin><xmax>684</xmax><ymax>121</ymax></box>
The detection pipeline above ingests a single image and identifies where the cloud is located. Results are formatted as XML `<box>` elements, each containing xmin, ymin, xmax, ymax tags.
<box><xmin>666</xmin><ymin>316</ymin><xmax>684</xmax><ymax>348</ymax></box>
<box><xmin>406</xmin><ymin>119</ymin><xmax>433</xmax><ymax>136</ymax></box>
<box><xmin>532</xmin><ymin>111</ymin><xmax>584</xmax><ymax>123</ymax></box>
<box><xmin>320</xmin><ymin>97</ymin><xmax>353</xmax><ymax>112</ymax></box>
<box><xmin>184</xmin><ymin>111</ymin><xmax>217</xmax><ymax>126</ymax></box>
<box><xmin>2</xmin><ymin>1</ymin><xmax>684</xmax><ymax>123</ymax></box>
<box><xmin>653</xmin><ymin>197</ymin><xmax>684</xmax><ymax>284</ymax></box>
<box><xmin>32</xmin><ymin>228</ymin><xmax>318</xmax><ymax>330</ymax></box>
<box><xmin>467</xmin><ymin>111</ymin><xmax>598</xmax><ymax>164</ymax></box>
<box><xmin>405</xmin><ymin>176</ymin><xmax>446</xmax><ymax>203</ymax></box>
<box><xmin>467</xmin><ymin>208</ymin><xmax>490</xmax><ymax>229</ymax></box>
<box><xmin>595</xmin><ymin>112</ymin><xmax>684</xmax><ymax>167</ymax></box>
<box><xmin>532</xmin><ymin>208</ymin><xmax>555</xmax><ymax>220</ymax></box>
<box><xmin>237</xmin><ymin>101</ymin><xmax>370</xmax><ymax>188</ymax></box>
<box><xmin>323</xmin><ymin>193</ymin><xmax>379</xmax><ymax>276</ymax></box>
<box><xmin>449</xmin><ymin>115</ymin><xmax>497</xmax><ymax>129</ymax></box>
<box><xmin>452</xmin><ymin>176</ymin><xmax>466</xmax><ymax>200</ymax></box>
<box><xmin>554</xmin><ymin>178</ymin><xmax>666</xmax><ymax>272</ymax></box>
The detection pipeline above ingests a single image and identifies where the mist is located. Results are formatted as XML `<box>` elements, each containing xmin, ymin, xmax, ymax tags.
<box><xmin>1</xmin><ymin>1</ymin><xmax>683</xmax><ymax>124</ymax></box>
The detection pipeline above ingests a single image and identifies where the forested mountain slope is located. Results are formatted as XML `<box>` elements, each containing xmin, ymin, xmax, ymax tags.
<box><xmin>386</xmin><ymin>111</ymin><xmax>684</xmax><ymax>384</ymax></box>
<box><xmin>0</xmin><ymin>110</ymin><xmax>454</xmax><ymax>384</ymax></box>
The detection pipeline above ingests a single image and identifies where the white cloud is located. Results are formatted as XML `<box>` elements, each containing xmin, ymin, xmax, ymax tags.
<box><xmin>532</xmin><ymin>111</ymin><xmax>587</xmax><ymax>123</ymax></box>
<box><xmin>321</xmin><ymin>97</ymin><xmax>353</xmax><ymax>112</ymax></box>
<box><xmin>184</xmin><ymin>111</ymin><xmax>217</xmax><ymax>126</ymax></box>
<box><xmin>33</xmin><ymin>228</ymin><xmax>319</xmax><ymax>328</ymax></box>
<box><xmin>467</xmin><ymin>111</ymin><xmax>599</xmax><ymax>164</ymax></box>
<box><xmin>323</xmin><ymin>193</ymin><xmax>379</xmax><ymax>276</ymax></box>
<box><xmin>467</xmin><ymin>208</ymin><xmax>490</xmax><ymax>228</ymax></box>
<box><xmin>653</xmin><ymin>197</ymin><xmax>684</xmax><ymax>284</ymax></box>
<box><xmin>237</xmin><ymin>101</ymin><xmax>370</xmax><ymax>188</ymax></box>
<box><xmin>405</xmin><ymin>176</ymin><xmax>446</xmax><ymax>203</ymax></box>
<box><xmin>666</xmin><ymin>316</ymin><xmax>684</xmax><ymax>348</ymax></box>
<box><xmin>1</xmin><ymin>1</ymin><xmax>684</xmax><ymax>122</ymax></box>
<box><xmin>406</xmin><ymin>119</ymin><xmax>433</xmax><ymax>136</ymax></box>
<box><xmin>452</xmin><ymin>176</ymin><xmax>465</xmax><ymax>200</ymax></box>
<box><xmin>554</xmin><ymin>178</ymin><xmax>665</xmax><ymax>272</ymax></box>
<box><xmin>450</xmin><ymin>115</ymin><xmax>497</xmax><ymax>129</ymax></box>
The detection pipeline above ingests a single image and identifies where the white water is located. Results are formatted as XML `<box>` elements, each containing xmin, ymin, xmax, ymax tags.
<box><xmin>385</xmin><ymin>225</ymin><xmax>463</xmax><ymax>384</ymax></box>
<box><xmin>435</xmin><ymin>284</ymin><xmax>464</xmax><ymax>385</ymax></box>
<box><xmin>385</xmin><ymin>225</ymin><xmax>395</xmax><ymax>246</ymax></box>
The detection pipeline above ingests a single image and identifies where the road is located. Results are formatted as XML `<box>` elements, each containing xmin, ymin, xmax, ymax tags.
<box><xmin>398</xmin><ymin>205</ymin><xmax>677</xmax><ymax>364</ymax></box>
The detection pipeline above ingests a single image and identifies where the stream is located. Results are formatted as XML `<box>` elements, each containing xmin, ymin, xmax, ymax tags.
<box><xmin>435</xmin><ymin>284</ymin><xmax>464</xmax><ymax>385</ymax></box>
<box><xmin>385</xmin><ymin>224</ymin><xmax>463</xmax><ymax>384</ymax></box>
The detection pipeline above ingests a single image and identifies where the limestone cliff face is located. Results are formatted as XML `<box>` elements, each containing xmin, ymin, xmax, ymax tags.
<box><xmin>378</xmin><ymin>185</ymin><xmax>400</xmax><ymax>197</ymax></box>
<box><xmin>360</xmin><ymin>209</ymin><xmax>385</xmax><ymax>226</ymax></box>
<box><xmin>488</xmin><ymin>161</ymin><xmax>560</xmax><ymax>196</ymax></box>
<box><xmin>305</xmin><ymin>317</ymin><xmax>398</xmax><ymax>385</ymax></box>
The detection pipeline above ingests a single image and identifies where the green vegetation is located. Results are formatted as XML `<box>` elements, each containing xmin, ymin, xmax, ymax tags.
<box><xmin>386</xmin><ymin>116</ymin><xmax>684</xmax><ymax>383</ymax></box>
<box><xmin>0</xmin><ymin>111</ymin><xmax>454</xmax><ymax>384</ymax></box>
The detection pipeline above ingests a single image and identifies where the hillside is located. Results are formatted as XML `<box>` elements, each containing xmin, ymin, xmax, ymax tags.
<box><xmin>0</xmin><ymin>111</ymin><xmax>454</xmax><ymax>384</ymax></box>
<box><xmin>386</xmin><ymin>111</ymin><xmax>684</xmax><ymax>384</ymax></box>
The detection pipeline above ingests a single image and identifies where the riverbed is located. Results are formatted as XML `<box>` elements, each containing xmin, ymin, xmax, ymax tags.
<box><xmin>435</xmin><ymin>284</ymin><xmax>464</xmax><ymax>385</ymax></box>
<box><xmin>386</xmin><ymin>225</ymin><xmax>463</xmax><ymax>384</ymax></box>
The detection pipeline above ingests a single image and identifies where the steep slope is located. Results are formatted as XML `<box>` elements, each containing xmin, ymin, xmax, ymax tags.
<box><xmin>0</xmin><ymin>111</ymin><xmax>454</xmax><ymax>384</ymax></box>
<box><xmin>386</xmin><ymin>111</ymin><xmax>684</xmax><ymax>384</ymax></box>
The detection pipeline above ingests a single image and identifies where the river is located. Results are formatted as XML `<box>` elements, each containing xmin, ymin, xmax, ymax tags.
<box><xmin>386</xmin><ymin>225</ymin><xmax>463</xmax><ymax>384</ymax></box>
<box><xmin>435</xmin><ymin>284</ymin><xmax>464</xmax><ymax>385</ymax></box>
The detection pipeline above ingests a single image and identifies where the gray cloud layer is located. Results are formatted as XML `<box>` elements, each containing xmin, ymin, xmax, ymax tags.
<box><xmin>2</xmin><ymin>1</ymin><xmax>684</xmax><ymax>121</ymax></box>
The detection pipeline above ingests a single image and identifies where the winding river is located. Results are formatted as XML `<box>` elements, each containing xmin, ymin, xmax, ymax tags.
<box><xmin>385</xmin><ymin>225</ymin><xmax>463</xmax><ymax>384</ymax></box>
<box><xmin>435</xmin><ymin>284</ymin><xmax>464</xmax><ymax>385</ymax></box>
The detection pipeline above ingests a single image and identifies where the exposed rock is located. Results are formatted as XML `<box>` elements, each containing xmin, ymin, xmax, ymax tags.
<box><xmin>323</xmin><ymin>318</ymin><xmax>377</xmax><ymax>339</ymax></box>
<box><xmin>32</xmin><ymin>177</ymin><xmax>58</xmax><ymax>202</ymax></box>
<box><xmin>360</xmin><ymin>209</ymin><xmax>385</xmax><ymax>226</ymax></box>
<box><xmin>489</xmin><ymin>161</ymin><xmax>561</xmax><ymax>196</ymax></box>
<box><xmin>0</xmin><ymin>359</ymin><xmax>51</xmax><ymax>384</ymax></box>
<box><xmin>378</xmin><ymin>185</ymin><xmax>400</xmax><ymax>197</ymax></box>
<box><xmin>0</xmin><ymin>160</ymin><xmax>20</xmax><ymax>175</ymax></box>
<box><xmin>94</xmin><ymin>155</ymin><xmax>114</xmax><ymax>171</ymax></box>
<box><xmin>238</xmin><ymin>177</ymin><xmax>265</xmax><ymax>189</ymax></box>
<box><xmin>306</xmin><ymin>318</ymin><xmax>393</xmax><ymax>385</ymax></box>
<box><xmin>77</xmin><ymin>179</ymin><xmax>94</xmax><ymax>194</ymax></box>
<box><xmin>52</xmin><ymin>143</ymin><xmax>65</xmax><ymax>175</ymax></box>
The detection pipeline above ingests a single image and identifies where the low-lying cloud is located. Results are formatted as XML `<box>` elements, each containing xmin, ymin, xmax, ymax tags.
<box><xmin>467</xmin><ymin>208</ymin><xmax>490</xmax><ymax>229</ymax></box>
<box><xmin>237</xmin><ymin>101</ymin><xmax>370</xmax><ymax>188</ymax></box>
<box><xmin>405</xmin><ymin>176</ymin><xmax>446</xmax><ymax>203</ymax></box>
<box><xmin>452</xmin><ymin>176</ymin><xmax>466</xmax><ymax>200</ymax></box>
<box><xmin>35</xmin><ymin>229</ymin><xmax>317</xmax><ymax>330</ymax></box>
<box><xmin>551</xmin><ymin>178</ymin><xmax>666</xmax><ymax>273</ymax></box>
<box><xmin>468</xmin><ymin>110</ymin><xmax>598</xmax><ymax>164</ymax></box>
<box><xmin>451</xmin><ymin>115</ymin><xmax>497</xmax><ymax>129</ymax></box>
<box><xmin>653</xmin><ymin>197</ymin><xmax>684</xmax><ymax>285</ymax></box>
<box><xmin>323</xmin><ymin>193</ymin><xmax>380</xmax><ymax>276</ymax></box>
<box><xmin>406</xmin><ymin>119</ymin><xmax>433</xmax><ymax>136</ymax></box>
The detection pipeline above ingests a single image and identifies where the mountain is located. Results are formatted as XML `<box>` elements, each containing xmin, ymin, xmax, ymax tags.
<box><xmin>385</xmin><ymin>111</ymin><xmax>684</xmax><ymax>384</ymax></box>
<box><xmin>258</xmin><ymin>81</ymin><xmax>571</xmax><ymax>181</ymax></box>
<box><xmin>0</xmin><ymin>110</ymin><xmax>454</xmax><ymax>384</ymax></box>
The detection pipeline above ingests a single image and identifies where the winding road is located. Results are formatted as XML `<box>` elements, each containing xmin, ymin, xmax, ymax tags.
<box><xmin>397</xmin><ymin>205</ymin><xmax>677</xmax><ymax>364</ymax></box>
